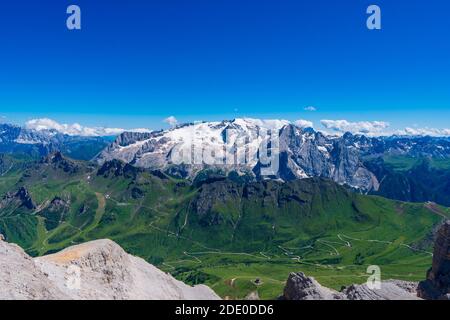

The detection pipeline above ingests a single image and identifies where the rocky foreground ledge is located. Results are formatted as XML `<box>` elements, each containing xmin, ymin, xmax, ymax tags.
<box><xmin>0</xmin><ymin>238</ymin><xmax>220</xmax><ymax>300</ymax></box>
<box><xmin>282</xmin><ymin>272</ymin><xmax>420</xmax><ymax>300</ymax></box>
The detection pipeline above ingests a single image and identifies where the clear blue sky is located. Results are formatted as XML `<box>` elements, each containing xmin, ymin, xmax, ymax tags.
<box><xmin>0</xmin><ymin>0</ymin><xmax>449</xmax><ymax>131</ymax></box>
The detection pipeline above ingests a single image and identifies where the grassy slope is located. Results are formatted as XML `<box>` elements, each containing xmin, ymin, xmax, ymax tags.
<box><xmin>383</xmin><ymin>155</ymin><xmax>450</xmax><ymax>171</ymax></box>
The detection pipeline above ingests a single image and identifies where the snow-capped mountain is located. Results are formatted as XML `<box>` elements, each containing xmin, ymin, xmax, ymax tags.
<box><xmin>0</xmin><ymin>123</ymin><xmax>110</xmax><ymax>160</ymax></box>
<box><xmin>95</xmin><ymin>118</ymin><xmax>450</xmax><ymax>190</ymax></box>
<box><xmin>3</xmin><ymin>119</ymin><xmax>449</xmax><ymax>191</ymax></box>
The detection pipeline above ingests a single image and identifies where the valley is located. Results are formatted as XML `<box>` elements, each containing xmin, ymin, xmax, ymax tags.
<box><xmin>0</xmin><ymin>151</ymin><xmax>448</xmax><ymax>299</ymax></box>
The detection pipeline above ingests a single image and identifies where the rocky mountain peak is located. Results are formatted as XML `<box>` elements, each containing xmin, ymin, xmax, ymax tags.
<box><xmin>418</xmin><ymin>220</ymin><xmax>450</xmax><ymax>300</ymax></box>
<box><xmin>97</xmin><ymin>159</ymin><xmax>142</xmax><ymax>179</ymax></box>
<box><xmin>41</xmin><ymin>152</ymin><xmax>80</xmax><ymax>174</ymax></box>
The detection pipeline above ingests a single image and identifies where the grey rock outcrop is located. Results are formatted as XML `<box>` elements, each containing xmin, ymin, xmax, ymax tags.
<box><xmin>0</xmin><ymin>238</ymin><xmax>220</xmax><ymax>300</ymax></box>
<box><xmin>0</xmin><ymin>238</ymin><xmax>69</xmax><ymax>300</ymax></box>
<box><xmin>282</xmin><ymin>272</ymin><xmax>420</xmax><ymax>300</ymax></box>
<box><xmin>418</xmin><ymin>220</ymin><xmax>450</xmax><ymax>300</ymax></box>
<box><xmin>283</xmin><ymin>272</ymin><xmax>345</xmax><ymax>300</ymax></box>
<box><xmin>342</xmin><ymin>280</ymin><xmax>420</xmax><ymax>300</ymax></box>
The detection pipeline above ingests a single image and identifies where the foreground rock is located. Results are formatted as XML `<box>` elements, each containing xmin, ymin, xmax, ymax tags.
<box><xmin>283</xmin><ymin>272</ymin><xmax>344</xmax><ymax>300</ymax></box>
<box><xmin>0</xmin><ymin>240</ymin><xmax>68</xmax><ymax>299</ymax></box>
<box><xmin>0</xmin><ymin>238</ymin><xmax>219</xmax><ymax>300</ymax></box>
<box><xmin>418</xmin><ymin>220</ymin><xmax>450</xmax><ymax>300</ymax></box>
<box><xmin>342</xmin><ymin>280</ymin><xmax>420</xmax><ymax>300</ymax></box>
<box><xmin>282</xmin><ymin>272</ymin><xmax>420</xmax><ymax>300</ymax></box>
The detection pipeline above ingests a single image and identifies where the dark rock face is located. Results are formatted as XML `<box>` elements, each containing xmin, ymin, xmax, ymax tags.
<box><xmin>115</xmin><ymin>131</ymin><xmax>153</xmax><ymax>147</ymax></box>
<box><xmin>15</xmin><ymin>187</ymin><xmax>35</xmax><ymax>210</ymax></box>
<box><xmin>188</xmin><ymin>178</ymin><xmax>358</xmax><ymax>228</ymax></box>
<box><xmin>418</xmin><ymin>220</ymin><xmax>450</xmax><ymax>300</ymax></box>
<box><xmin>366</xmin><ymin>158</ymin><xmax>450</xmax><ymax>207</ymax></box>
<box><xmin>38</xmin><ymin>197</ymin><xmax>70</xmax><ymax>230</ymax></box>
<box><xmin>190</xmin><ymin>181</ymin><xmax>242</xmax><ymax>225</ymax></box>
<box><xmin>0</xmin><ymin>187</ymin><xmax>36</xmax><ymax>211</ymax></box>
<box><xmin>41</xmin><ymin>152</ymin><xmax>80</xmax><ymax>174</ymax></box>
<box><xmin>278</xmin><ymin>125</ymin><xmax>377</xmax><ymax>190</ymax></box>
<box><xmin>97</xmin><ymin>159</ymin><xmax>142</xmax><ymax>179</ymax></box>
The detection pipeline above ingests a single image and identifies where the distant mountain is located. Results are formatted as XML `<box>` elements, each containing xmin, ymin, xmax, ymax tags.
<box><xmin>95</xmin><ymin>118</ymin><xmax>450</xmax><ymax>191</ymax></box>
<box><xmin>366</xmin><ymin>157</ymin><xmax>450</xmax><ymax>206</ymax></box>
<box><xmin>0</xmin><ymin>123</ymin><xmax>111</xmax><ymax>160</ymax></box>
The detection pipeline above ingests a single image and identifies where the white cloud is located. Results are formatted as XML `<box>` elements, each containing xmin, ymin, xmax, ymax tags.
<box><xmin>294</xmin><ymin>119</ymin><xmax>314</xmax><ymax>128</ymax></box>
<box><xmin>396</xmin><ymin>127</ymin><xmax>450</xmax><ymax>137</ymax></box>
<box><xmin>320</xmin><ymin>119</ymin><xmax>390</xmax><ymax>136</ymax></box>
<box><xmin>304</xmin><ymin>106</ymin><xmax>317</xmax><ymax>112</ymax></box>
<box><xmin>25</xmin><ymin>118</ymin><xmax>151</xmax><ymax>137</ymax></box>
<box><xmin>164</xmin><ymin>116</ymin><xmax>178</xmax><ymax>127</ymax></box>
<box><xmin>128</xmin><ymin>128</ymin><xmax>153</xmax><ymax>133</ymax></box>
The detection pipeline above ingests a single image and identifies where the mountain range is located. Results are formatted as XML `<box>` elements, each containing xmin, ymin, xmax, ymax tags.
<box><xmin>3</xmin><ymin>119</ymin><xmax>450</xmax><ymax>206</ymax></box>
<box><xmin>0</xmin><ymin>123</ymin><xmax>111</xmax><ymax>161</ymax></box>
<box><xmin>95</xmin><ymin>118</ymin><xmax>450</xmax><ymax>193</ymax></box>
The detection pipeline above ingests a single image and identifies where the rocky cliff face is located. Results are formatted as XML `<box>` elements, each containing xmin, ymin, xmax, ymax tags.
<box><xmin>282</xmin><ymin>272</ymin><xmax>420</xmax><ymax>300</ymax></box>
<box><xmin>0</xmin><ymin>187</ymin><xmax>36</xmax><ymax>213</ymax></box>
<box><xmin>0</xmin><ymin>238</ymin><xmax>220</xmax><ymax>300</ymax></box>
<box><xmin>418</xmin><ymin>220</ymin><xmax>450</xmax><ymax>300</ymax></box>
<box><xmin>95</xmin><ymin>118</ymin><xmax>450</xmax><ymax>191</ymax></box>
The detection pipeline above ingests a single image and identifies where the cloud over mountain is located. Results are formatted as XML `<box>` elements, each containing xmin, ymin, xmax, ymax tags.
<box><xmin>294</xmin><ymin>119</ymin><xmax>314</xmax><ymax>128</ymax></box>
<box><xmin>320</xmin><ymin>119</ymin><xmax>390</xmax><ymax>136</ymax></box>
<box><xmin>397</xmin><ymin>127</ymin><xmax>450</xmax><ymax>137</ymax></box>
<box><xmin>164</xmin><ymin>116</ymin><xmax>178</xmax><ymax>127</ymax></box>
<box><xmin>25</xmin><ymin>118</ymin><xmax>150</xmax><ymax>137</ymax></box>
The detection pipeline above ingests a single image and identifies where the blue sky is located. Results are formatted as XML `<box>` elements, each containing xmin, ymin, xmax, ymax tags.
<box><xmin>0</xmin><ymin>0</ymin><xmax>449</xmax><ymax>133</ymax></box>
